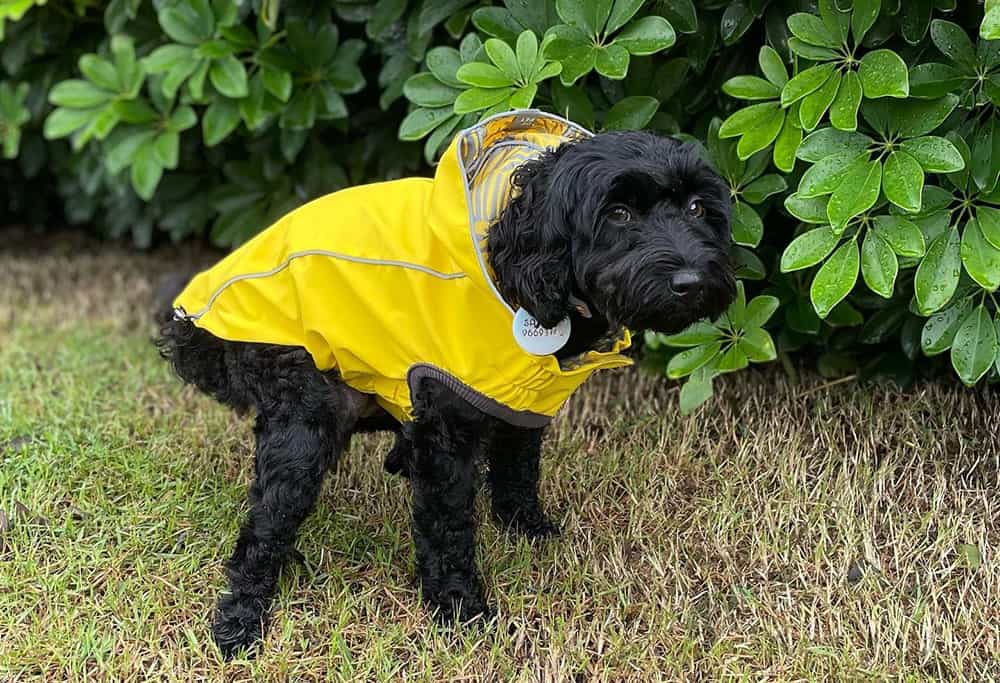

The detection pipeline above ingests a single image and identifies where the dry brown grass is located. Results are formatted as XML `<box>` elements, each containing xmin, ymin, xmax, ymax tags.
<box><xmin>1</xmin><ymin>238</ymin><xmax>997</xmax><ymax>681</ymax></box>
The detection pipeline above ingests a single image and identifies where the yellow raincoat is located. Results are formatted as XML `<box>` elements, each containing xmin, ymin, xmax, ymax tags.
<box><xmin>174</xmin><ymin>110</ymin><xmax>632</xmax><ymax>427</ymax></box>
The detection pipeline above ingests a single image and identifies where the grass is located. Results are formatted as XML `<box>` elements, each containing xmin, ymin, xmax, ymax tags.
<box><xmin>1</xmin><ymin>238</ymin><xmax>998</xmax><ymax>681</ymax></box>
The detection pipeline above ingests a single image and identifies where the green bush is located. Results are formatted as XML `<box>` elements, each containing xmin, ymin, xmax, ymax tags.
<box><xmin>1</xmin><ymin>0</ymin><xmax>998</xmax><ymax>407</ymax></box>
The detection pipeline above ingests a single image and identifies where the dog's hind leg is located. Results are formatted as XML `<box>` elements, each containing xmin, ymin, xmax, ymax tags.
<box><xmin>487</xmin><ymin>424</ymin><xmax>559</xmax><ymax>539</ymax></box>
<box><xmin>409</xmin><ymin>378</ymin><xmax>490</xmax><ymax>623</ymax></box>
<box><xmin>212</xmin><ymin>371</ymin><xmax>361</xmax><ymax>660</ymax></box>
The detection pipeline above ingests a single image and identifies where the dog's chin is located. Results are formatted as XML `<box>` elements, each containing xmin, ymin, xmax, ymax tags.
<box><xmin>616</xmin><ymin>294</ymin><xmax>733</xmax><ymax>335</ymax></box>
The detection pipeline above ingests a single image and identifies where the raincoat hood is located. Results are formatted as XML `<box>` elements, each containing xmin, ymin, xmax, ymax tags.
<box><xmin>174</xmin><ymin>109</ymin><xmax>632</xmax><ymax>426</ymax></box>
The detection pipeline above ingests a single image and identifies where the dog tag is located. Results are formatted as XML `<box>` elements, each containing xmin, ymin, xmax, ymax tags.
<box><xmin>512</xmin><ymin>308</ymin><xmax>571</xmax><ymax>355</ymax></box>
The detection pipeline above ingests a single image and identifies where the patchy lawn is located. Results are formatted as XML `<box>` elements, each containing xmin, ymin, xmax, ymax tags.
<box><xmin>1</xmin><ymin>238</ymin><xmax>998</xmax><ymax>681</ymax></box>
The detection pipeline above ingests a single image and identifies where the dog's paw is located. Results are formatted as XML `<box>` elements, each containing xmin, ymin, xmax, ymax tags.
<box><xmin>493</xmin><ymin>506</ymin><xmax>561</xmax><ymax>540</ymax></box>
<box><xmin>424</xmin><ymin>576</ymin><xmax>492</xmax><ymax>625</ymax></box>
<box><xmin>212</xmin><ymin>594</ymin><xmax>269</xmax><ymax>661</ymax></box>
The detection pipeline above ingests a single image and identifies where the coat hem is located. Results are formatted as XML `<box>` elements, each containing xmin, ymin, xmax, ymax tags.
<box><xmin>406</xmin><ymin>363</ymin><xmax>552</xmax><ymax>429</ymax></box>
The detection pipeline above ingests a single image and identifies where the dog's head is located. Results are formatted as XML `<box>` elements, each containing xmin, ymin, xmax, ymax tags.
<box><xmin>488</xmin><ymin>130</ymin><xmax>736</xmax><ymax>334</ymax></box>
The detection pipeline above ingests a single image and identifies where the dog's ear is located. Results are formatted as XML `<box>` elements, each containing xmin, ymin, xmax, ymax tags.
<box><xmin>487</xmin><ymin>148</ymin><xmax>573</xmax><ymax>328</ymax></box>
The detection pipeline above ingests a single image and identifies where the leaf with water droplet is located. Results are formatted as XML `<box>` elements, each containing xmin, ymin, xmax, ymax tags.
<box><xmin>861</xmin><ymin>231</ymin><xmax>898</xmax><ymax>298</ymax></box>
<box><xmin>810</xmin><ymin>238</ymin><xmax>860</xmax><ymax>318</ymax></box>
<box><xmin>883</xmin><ymin>150</ymin><xmax>924</xmax><ymax>213</ymax></box>
<box><xmin>858</xmin><ymin>49</ymin><xmax>909</xmax><ymax>99</ymax></box>
<box><xmin>930</xmin><ymin>19</ymin><xmax>977</xmax><ymax>72</ymax></box>
<box><xmin>827</xmin><ymin>158</ymin><xmax>882</xmax><ymax>232</ymax></box>
<box><xmin>960</xmin><ymin>218</ymin><xmax>1000</xmax><ymax>291</ymax></box>
<box><xmin>978</xmin><ymin>206</ymin><xmax>1000</xmax><ymax>250</ymax></box>
<box><xmin>921</xmin><ymin>296</ymin><xmax>973</xmax><ymax>356</ymax></box>
<box><xmin>915</xmin><ymin>228</ymin><xmax>961</xmax><ymax>314</ymax></box>
<box><xmin>950</xmin><ymin>304</ymin><xmax>997</xmax><ymax>386</ymax></box>
<box><xmin>873</xmin><ymin>215</ymin><xmax>925</xmax><ymax>257</ymax></box>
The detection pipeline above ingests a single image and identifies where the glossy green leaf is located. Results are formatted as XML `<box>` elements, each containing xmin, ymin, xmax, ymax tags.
<box><xmin>508</xmin><ymin>83</ymin><xmax>537</xmax><ymax>108</ymax></box>
<box><xmin>555</xmin><ymin>0</ymin><xmax>611</xmax><ymax>37</ymax></box>
<box><xmin>737</xmin><ymin>107</ymin><xmax>784</xmax><ymax>159</ymax></box>
<box><xmin>49</xmin><ymin>80</ymin><xmax>110</xmax><ymax>108</ymax></box>
<box><xmin>781</xmin><ymin>63</ymin><xmax>837</xmax><ymax>107</ymax></box>
<box><xmin>861</xmin><ymin>231</ymin><xmax>898</xmax><ymax>297</ymax></box>
<box><xmin>983</xmin><ymin>4</ymin><xmax>1000</xmax><ymax>40</ymax></box>
<box><xmin>787</xmin><ymin>12</ymin><xmax>841</xmax><ymax>48</ymax></box>
<box><xmin>659</xmin><ymin>0</ymin><xmax>697</xmax><ymax>34</ymax></box>
<box><xmin>663</xmin><ymin>321</ymin><xmax>722</xmax><ymax>347</ymax></box>
<box><xmin>720</xmin><ymin>1</ymin><xmax>754</xmax><ymax>46</ymax></box>
<box><xmin>404</xmin><ymin>73</ymin><xmax>461</xmax><ymax>107</ymax></box>
<box><xmin>886</xmin><ymin>94</ymin><xmax>959</xmax><ymax>137</ymax></box>
<box><xmin>667</xmin><ymin>341</ymin><xmax>722</xmax><ymax>378</ymax></box>
<box><xmin>960</xmin><ymin>218</ymin><xmax>1000</xmax><ymax>290</ymax></box>
<box><xmin>153</xmin><ymin>131</ymin><xmax>179</xmax><ymax>169</ymax></box>
<box><xmin>739</xmin><ymin>327</ymin><xmax>777</xmax><ymax>362</ymax></box>
<box><xmin>456</xmin><ymin>62</ymin><xmax>514</xmax><ymax>88</ymax></box>
<box><xmin>978</xmin><ymin>206</ymin><xmax>1000</xmax><ymax>250</ymax></box>
<box><xmin>603</xmin><ymin>96</ymin><xmax>659</xmax><ymax>130</ymax></box>
<box><xmin>921</xmin><ymin>296</ymin><xmax>973</xmax><ymax>355</ymax></box>
<box><xmin>202</xmin><ymin>97</ymin><xmax>240</xmax><ymax>146</ymax></box>
<box><xmin>546</xmin><ymin>35</ymin><xmax>596</xmax><ymax>85</ymax></box>
<box><xmin>784</xmin><ymin>193</ymin><xmax>830</xmax><ymax>223</ymax></box>
<box><xmin>883</xmin><ymin>151</ymin><xmax>924</xmax><ymax>213</ymax></box>
<box><xmin>915</xmin><ymin>228</ymin><xmax>961</xmax><ymax>314</ymax></box>
<box><xmin>788</xmin><ymin>37</ymin><xmax>840</xmax><ymax>61</ymax></box>
<box><xmin>715</xmin><ymin>345</ymin><xmax>749</xmax><ymax>372</ymax></box>
<box><xmin>971</xmin><ymin>117</ymin><xmax>998</xmax><ymax>192</ymax></box>
<box><xmin>744</xmin><ymin>295</ymin><xmax>780</xmax><ymax>328</ymax></box>
<box><xmin>719</xmin><ymin>102</ymin><xmax>781</xmax><ymax>138</ymax></box>
<box><xmin>425</xmin><ymin>47</ymin><xmax>464</xmax><ymax>88</ymax></box>
<box><xmin>742</xmin><ymin>174</ymin><xmax>786</xmax><ymax>203</ymax></box>
<box><xmin>908</xmin><ymin>63</ymin><xmax>966</xmax><ymax>98</ymax></box>
<box><xmin>781</xmin><ymin>226</ymin><xmax>841</xmax><ymax>272</ymax></box>
<box><xmin>515</xmin><ymin>30</ymin><xmax>538</xmax><ymax>81</ymax></box>
<box><xmin>261</xmin><ymin>66</ymin><xmax>292</xmax><ymax>102</ymax></box>
<box><xmin>799</xmin><ymin>71</ymin><xmax>840</xmax><ymax>131</ymax></box>
<box><xmin>852</xmin><ymin>0</ymin><xmax>881</xmax><ymax>43</ymax></box>
<box><xmin>900</xmin><ymin>136</ymin><xmax>965</xmax><ymax>173</ymax></box>
<box><xmin>773</xmin><ymin>112</ymin><xmax>802</xmax><ymax>173</ymax></box>
<box><xmin>130</xmin><ymin>139</ymin><xmax>162</xmax><ymax>200</ymax></box>
<box><xmin>595</xmin><ymin>43</ymin><xmax>630</xmax><ymax>79</ymax></box>
<box><xmin>606</xmin><ymin>0</ymin><xmax>644</xmax><ymax>34</ymax></box>
<box><xmin>930</xmin><ymin>19</ymin><xmax>976</xmax><ymax>70</ymax></box>
<box><xmin>950</xmin><ymin>305</ymin><xmax>997</xmax><ymax>385</ymax></box>
<box><xmin>453</xmin><ymin>86</ymin><xmax>510</xmax><ymax>113</ymax></box>
<box><xmin>614</xmin><ymin>16</ymin><xmax>676</xmax><ymax>55</ymax></box>
<box><xmin>731</xmin><ymin>201</ymin><xmax>763</xmax><ymax>247</ymax></box>
<box><xmin>723</xmin><ymin>76</ymin><xmax>780</xmax><ymax>101</ymax></box>
<box><xmin>827</xmin><ymin>159</ymin><xmax>881</xmax><ymax>231</ymax></box>
<box><xmin>678</xmin><ymin>367</ymin><xmax>714</xmax><ymax>414</ymax></box>
<box><xmin>829</xmin><ymin>70</ymin><xmax>862</xmax><ymax>130</ymax></box>
<box><xmin>485</xmin><ymin>38</ymin><xmax>520</xmax><ymax>82</ymax></box>
<box><xmin>758</xmin><ymin>45</ymin><xmax>788</xmax><ymax>88</ymax></box>
<box><xmin>208</xmin><ymin>55</ymin><xmax>248</xmax><ymax>98</ymax></box>
<box><xmin>797</xmin><ymin>128</ymin><xmax>871</xmax><ymax>162</ymax></box>
<box><xmin>79</xmin><ymin>54</ymin><xmax>121</xmax><ymax>90</ymax></box>
<box><xmin>798</xmin><ymin>152</ymin><xmax>866</xmax><ymax>198</ymax></box>
<box><xmin>858</xmin><ymin>49</ymin><xmax>909</xmax><ymax>98</ymax></box>
<box><xmin>398</xmin><ymin>106</ymin><xmax>453</xmax><ymax>140</ymax></box>
<box><xmin>810</xmin><ymin>239</ymin><xmax>860</xmax><ymax>318</ymax></box>
<box><xmin>873</xmin><ymin>215</ymin><xmax>925</xmax><ymax>257</ymax></box>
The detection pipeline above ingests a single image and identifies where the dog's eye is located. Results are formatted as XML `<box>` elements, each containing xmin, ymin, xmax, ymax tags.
<box><xmin>687</xmin><ymin>199</ymin><xmax>705</xmax><ymax>218</ymax></box>
<box><xmin>607</xmin><ymin>206</ymin><xmax>632</xmax><ymax>223</ymax></box>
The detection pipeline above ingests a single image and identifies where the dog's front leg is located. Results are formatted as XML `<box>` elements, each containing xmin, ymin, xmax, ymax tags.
<box><xmin>409</xmin><ymin>381</ymin><xmax>490</xmax><ymax>623</ymax></box>
<box><xmin>212</xmin><ymin>410</ymin><xmax>344</xmax><ymax>659</ymax></box>
<box><xmin>487</xmin><ymin>424</ymin><xmax>559</xmax><ymax>539</ymax></box>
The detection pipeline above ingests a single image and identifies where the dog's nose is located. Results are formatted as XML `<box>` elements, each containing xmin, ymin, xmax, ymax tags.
<box><xmin>669</xmin><ymin>270</ymin><xmax>703</xmax><ymax>297</ymax></box>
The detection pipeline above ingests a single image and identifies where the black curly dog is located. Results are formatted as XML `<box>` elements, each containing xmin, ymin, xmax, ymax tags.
<box><xmin>157</xmin><ymin>131</ymin><xmax>735</xmax><ymax>658</ymax></box>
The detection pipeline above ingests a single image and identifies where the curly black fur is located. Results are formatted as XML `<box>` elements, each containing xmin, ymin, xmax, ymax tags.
<box><xmin>156</xmin><ymin>129</ymin><xmax>734</xmax><ymax>658</ymax></box>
